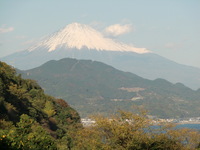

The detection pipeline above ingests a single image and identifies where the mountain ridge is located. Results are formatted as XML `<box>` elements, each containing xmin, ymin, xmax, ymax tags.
<box><xmin>20</xmin><ymin>58</ymin><xmax>200</xmax><ymax>118</ymax></box>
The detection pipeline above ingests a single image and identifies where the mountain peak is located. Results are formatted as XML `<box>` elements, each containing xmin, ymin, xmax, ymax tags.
<box><xmin>29</xmin><ymin>23</ymin><xmax>150</xmax><ymax>54</ymax></box>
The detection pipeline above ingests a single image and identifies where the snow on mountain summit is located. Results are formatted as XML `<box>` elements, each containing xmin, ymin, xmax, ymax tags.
<box><xmin>29</xmin><ymin>23</ymin><xmax>150</xmax><ymax>54</ymax></box>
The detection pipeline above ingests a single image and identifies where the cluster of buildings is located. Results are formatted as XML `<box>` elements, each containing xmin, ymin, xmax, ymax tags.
<box><xmin>81</xmin><ymin>117</ymin><xmax>200</xmax><ymax>127</ymax></box>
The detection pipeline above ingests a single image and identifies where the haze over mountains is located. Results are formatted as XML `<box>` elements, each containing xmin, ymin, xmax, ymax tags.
<box><xmin>20</xmin><ymin>58</ymin><xmax>200</xmax><ymax>118</ymax></box>
<box><xmin>1</xmin><ymin>23</ymin><xmax>200</xmax><ymax>90</ymax></box>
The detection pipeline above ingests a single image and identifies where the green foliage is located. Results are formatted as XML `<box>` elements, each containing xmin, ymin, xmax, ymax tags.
<box><xmin>0</xmin><ymin>61</ymin><xmax>81</xmax><ymax>149</ymax></box>
<box><xmin>43</xmin><ymin>101</ymin><xmax>56</xmax><ymax>118</ymax></box>
<box><xmin>0</xmin><ymin>114</ymin><xmax>56</xmax><ymax>150</ymax></box>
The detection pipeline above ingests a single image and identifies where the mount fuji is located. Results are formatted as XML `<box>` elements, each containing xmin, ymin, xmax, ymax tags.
<box><xmin>1</xmin><ymin>23</ymin><xmax>200</xmax><ymax>89</ymax></box>
<box><xmin>28</xmin><ymin>23</ymin><xmax>149</xmax><ymax>53</ymax></box>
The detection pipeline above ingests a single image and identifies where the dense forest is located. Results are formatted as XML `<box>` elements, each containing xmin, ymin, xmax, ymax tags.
<box><xmin>0</xmin><ymin>61</ymin><xmax>200</xmax><ymax>150</ymax></box>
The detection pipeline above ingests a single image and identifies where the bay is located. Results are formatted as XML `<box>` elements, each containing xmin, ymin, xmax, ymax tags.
<box><xmin>176</xmin><ymin>124</ymin><xmax>200</xmax><ymax>130</ymax></box>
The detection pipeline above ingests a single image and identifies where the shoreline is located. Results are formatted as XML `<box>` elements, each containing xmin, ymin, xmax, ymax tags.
<box><xmin>176</xmin><ymin>122</ymin><xmax>200</xmax><ymax>125</ymax></box>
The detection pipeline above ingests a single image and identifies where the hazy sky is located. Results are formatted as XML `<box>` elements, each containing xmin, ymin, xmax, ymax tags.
<box><xmin>0</xmin><ymin>0</ymin><xmax>199</xmax><ymax>68</ymax></box>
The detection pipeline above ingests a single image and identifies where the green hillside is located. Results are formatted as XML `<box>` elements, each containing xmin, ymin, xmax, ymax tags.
<box><xmin>0</xmin><ymin>61</ymin><xmax>81</xmax><ymax>149</ymax></box>
<box><xmin>1</xmin><ymin>61</ymin><xmax>200</xmax><ymax>150</ymax></box>
<box><xmin>21</xmin><ymin>58</ymin><xmax>200</xmax><ymax>118</ymax></box>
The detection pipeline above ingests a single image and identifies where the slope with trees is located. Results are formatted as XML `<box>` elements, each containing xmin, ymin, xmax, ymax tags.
<box><xmin>0</xmin><ymin>61</ymin><xmax>81</xmax><ymax>149</ymax></box>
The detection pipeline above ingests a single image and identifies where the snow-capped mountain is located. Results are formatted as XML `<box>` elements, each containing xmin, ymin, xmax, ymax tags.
<box><xmin>1</xmin><ymin>23</ymin><xmax>200</xmax><ymax>90</ymax></box>
<box><xmin>29</xmin><ymin>23</ymin><xmax>149</xmax><ymax>53</ymax></box>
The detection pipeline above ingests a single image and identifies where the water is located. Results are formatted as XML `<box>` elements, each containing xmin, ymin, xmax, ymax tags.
<box><xmin>149</xmin><ymin>124</ymin><xmax>200</xmax><ymax>132</ymax></box>
<box><xmin>176</xmin><ymin>124</ymin><xmax>200</xmax><ymax>130</ymax></box>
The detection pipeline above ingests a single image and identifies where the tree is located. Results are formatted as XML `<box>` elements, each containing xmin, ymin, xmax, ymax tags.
<box><xmin>0</xmin><ymin>114</ymin><xmax>57</xmax><ymax>150</ymax></box>
<box><xmin>43</xmin><ymin>101</ymin><xmax>56</xmax><ymax>118</ymax></box>
<box><xmin>72</xmin><ymin>110</ymin><xmax>200</xmax><ymax>150</ymax></box>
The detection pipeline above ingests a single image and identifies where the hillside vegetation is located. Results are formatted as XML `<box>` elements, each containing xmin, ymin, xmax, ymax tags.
<box><xmin>0</xmin><ymin>61</ymin><xmax>81</xmax><ymax>149</ymax></box>
<box><xmin>0</xmin><ymin>61</ymin><xmax>200</xmax><ymax>150</ymax></box>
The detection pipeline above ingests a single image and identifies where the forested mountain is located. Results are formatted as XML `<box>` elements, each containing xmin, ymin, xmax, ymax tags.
<box><xmin>21</xmin><ymin>58</ymin><xmax>200</xmax><ymax>118</ymax></box>
<box><xmin>0</xmin><ymin>61</ymin><xmax>81</xmax><ymax>149</ymax></box>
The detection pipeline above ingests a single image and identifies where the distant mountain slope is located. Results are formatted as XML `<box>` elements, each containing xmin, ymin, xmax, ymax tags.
<box><xmin>20</xmin><ymin>58</ymin><xmax>200</xmax><ymax>118</ymax></box>
<box><xmin>1</xmin><ymin>23</ymin><xmax>200</xmax><ymax>90</ymax></box>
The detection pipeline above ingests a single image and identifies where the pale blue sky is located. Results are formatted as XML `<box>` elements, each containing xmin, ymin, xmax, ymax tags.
<box><xmin>0</xmin><ymin>0</ymin><xmax>199</xmax><ymax>68</ymax></box>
